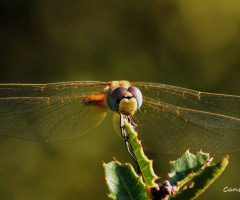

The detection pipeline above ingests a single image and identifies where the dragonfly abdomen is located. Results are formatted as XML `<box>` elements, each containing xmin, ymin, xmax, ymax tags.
<box><xmin>83</xmin><ymin>92</ymin><xmax>107</xmax><ymax>109</ymax></box>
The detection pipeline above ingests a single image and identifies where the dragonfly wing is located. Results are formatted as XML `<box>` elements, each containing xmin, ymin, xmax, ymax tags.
<box><xmin>132</xmin><ymin>82</ymin><xmax>240</xmax><ymax>154</ymax></box>
<box><xmin>0</xmin><ymin>81</ymin><xmax>108</xmax><ymax>141</ymax></box>
<box><xmin>133</xmin><ymin>82</ymin><xmax>240</xmax><ymax>118</ymax></box>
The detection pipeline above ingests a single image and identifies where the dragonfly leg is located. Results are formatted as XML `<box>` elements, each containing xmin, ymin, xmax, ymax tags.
<box><xmin>129</xmin><ymin>115</ymin><xmax>137</xmax><ymax>128</ymax></box>
<box><xmin>120</xmin><ymin>114</ymin><xmax>141</xmax><ymax>174</ymax></box>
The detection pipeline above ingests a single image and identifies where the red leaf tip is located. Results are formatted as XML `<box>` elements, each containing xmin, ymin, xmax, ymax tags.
<box><xmin>189</xmin><ymin>171</ymin><xmax>194</xmax><ymax>175</ymax></box>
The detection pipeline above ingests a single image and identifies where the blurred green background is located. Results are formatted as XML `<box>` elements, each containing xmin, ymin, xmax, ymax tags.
<box><xmin>1</xmin><ymin>0</ymin><xmax>240</xmax><ymax>199</ymax></box>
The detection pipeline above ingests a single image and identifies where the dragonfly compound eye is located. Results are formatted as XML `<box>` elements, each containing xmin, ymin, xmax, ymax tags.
<box><xmin>109</xmin><ymin>86</ymin><xmax>142</xmax><ymax>115</ymax></box>
<box><xmin>127</xmin><ymin>86</ymin><xmax>142</xmax><ymax>109</ymax></box>
<box><xmin>110</xmin><ymin>87</ymin><xmax>128</xmax><ymax>111</ymax></box>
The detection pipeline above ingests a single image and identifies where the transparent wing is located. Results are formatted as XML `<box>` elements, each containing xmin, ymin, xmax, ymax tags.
<box><xmin>131</xmin><ymin>82</ymin><xmax>240</xmax><ymax>154</ymax></box>
<box><xmin>0</xmin><ymin>81</ymin><xmax>108</xmax><ymax>141</ymax></box>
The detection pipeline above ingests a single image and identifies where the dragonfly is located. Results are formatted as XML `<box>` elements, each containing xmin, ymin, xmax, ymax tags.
<box><xmin>0</xmin><ymin>80</ymin><xmax>239</xmax><ymax>155</ymax></box>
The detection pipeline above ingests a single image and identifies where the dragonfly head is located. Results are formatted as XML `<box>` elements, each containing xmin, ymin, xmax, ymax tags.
<box><xmin>109</xmin><ymin>86</ymin><xmax>142</xmax><ymax>115</ymax></box>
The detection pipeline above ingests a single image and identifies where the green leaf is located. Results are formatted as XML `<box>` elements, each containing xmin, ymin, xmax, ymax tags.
<box><xmin>124</xmin><ymin>119</ymin><xmax>159</xmax><ymax>188</ymax></box>
<box><xmin>169</xmin><ymin>150</ymin><xmax>210</xmax><ymax>188</ymax></box>
<box><xmin>169</xmin><ymin>154</ymin><xmax>229</xmax><ymax>200</ymax></box>
<box><xmin>103</xmin><ymin>159</ymin><xmax>150</xmax><ymax>200</ymax></box>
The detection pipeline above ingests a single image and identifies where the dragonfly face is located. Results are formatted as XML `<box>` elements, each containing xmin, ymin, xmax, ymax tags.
<box><xmin>0</xmin><ymin>80</ymin><xmax>240</xmax><ymax>154</ymax></box>
<box><xmin>108</xmin><ymin>86</ymin><xmax>142</xmax><ymax>115</ymax></box>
